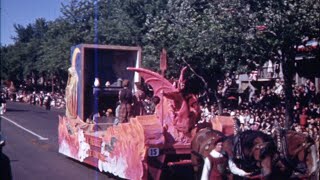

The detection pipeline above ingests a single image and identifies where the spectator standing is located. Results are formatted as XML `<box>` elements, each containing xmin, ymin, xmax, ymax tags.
<box><xmin>0</xmin><ymin>94</ymin><xmax>4</xmax><ymax>115</ymax></box>
<box><xmin>0</xmin><ymin>93</ymin><xmax>6</xmax><ymax>114</ymax></box>
<box><xmin>39</xmin><ymin>91</ymin><xmax>45</xmax><ymax>106</ymax></box>
<box><xmin>299</xmin><ymin>108</ymin><xmax>308</xmax><ymax>127</ymax></box>
<box><xmin>30</xmin><ymin>92</ymin><xmax>36</xmax><ymax>105</ymax></box>
<box><xmin>44</xmin><ymin>93</ymin><xmax>52</xmax><ymax>110</ymax></box>
<box><xmin>274</xmin><ymin>79</ymin><xmax>283</xmax><ymax>95</ymax></box>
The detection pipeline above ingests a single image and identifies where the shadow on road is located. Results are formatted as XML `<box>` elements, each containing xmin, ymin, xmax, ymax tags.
<box><xmin>64</xmin><ymin>156</ymin><xmax>125</xmax><ymax>180</ymax></box>
<box><xmin>6</xmin><ymin>108</ymin><xmax>30</xmax><ymax>112</ymax></box>
<box><xmin>0</xmin><ymin>150</ymin><xmax>13</xmax><ymax>180</ymax></box>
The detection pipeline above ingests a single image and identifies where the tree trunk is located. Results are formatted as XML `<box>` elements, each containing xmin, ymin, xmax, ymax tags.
<box><xmin>281</xmin><ymin>55</ymin><xmax>295</xmax><ymax>129</ymax></box>
<box><xmin>51</xmin><ymin>75</ymin><xmax>54</xmax><ymax>94</ymax></box>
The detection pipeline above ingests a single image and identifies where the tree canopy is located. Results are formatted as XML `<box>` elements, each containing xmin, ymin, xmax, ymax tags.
<box><xmin>1</xmin><ymin>0</ymin><xmax>319</xmax><ymax>125</ymax></box>
<box><xmin>1</xmin><ymin>0</ymin><xmax>319</xmax><ymax>120</ymax></box>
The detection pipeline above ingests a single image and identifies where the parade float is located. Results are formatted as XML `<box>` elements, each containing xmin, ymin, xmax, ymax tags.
<box><xmin>58</xmin><ymin>43</ymin><xmax>319</xmax><ymax>180</ymax></box>
<box><xmin>58</xmin><ymin>44</ymin><xmax>233</xmax><ymax>179</ymax></box>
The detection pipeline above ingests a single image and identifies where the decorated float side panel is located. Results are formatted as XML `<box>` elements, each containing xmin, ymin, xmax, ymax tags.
<box><xmin>58</xmin><ymin>116</ymin><xmax>146</xmax><ymax>180</ymax></box>
<box><xmin>66</xmin><ymin>45</ymin><xmax>82</xmax><ymax>119</ymax></box>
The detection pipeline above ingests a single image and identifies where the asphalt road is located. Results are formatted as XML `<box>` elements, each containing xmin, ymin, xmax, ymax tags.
<box><xmin>0</xmin><ymin>101</ymin><xmax>117</xmax><ymax>180</ymax></box>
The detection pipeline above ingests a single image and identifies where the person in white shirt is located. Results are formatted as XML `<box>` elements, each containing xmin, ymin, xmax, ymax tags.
<box><xmin>201</xmin><ymin>138</ymin><xmax>251</xmax><ymax>180</ymax></box>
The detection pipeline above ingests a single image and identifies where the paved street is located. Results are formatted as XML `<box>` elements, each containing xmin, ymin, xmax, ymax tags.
<box><xmin>0</xmin><ymin>102</ymin><xmax>117</xmax><ymax>180</ymax></box>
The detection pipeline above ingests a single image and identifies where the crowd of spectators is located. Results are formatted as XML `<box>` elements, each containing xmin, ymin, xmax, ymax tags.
<box><xmin>2</xmin><ymin>74</ymin><xmax>319</xmax><ymax>144</ymax></box>
<box><xmin>1</xmin><ymin>85</ymin><xmax>65</xmax><ymax>110</ymax></box>
<box><xmin>197</xmin><ymin>76</ymin><xmax>320</xmax><ymax>151</ymax></box>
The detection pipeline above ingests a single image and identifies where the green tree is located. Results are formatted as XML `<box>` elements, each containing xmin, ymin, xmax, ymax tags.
<box><xmin>143</xmin><ymin>0</ymin><xmax>256</xmax><ymax>112</ymax></box>
<box><xmin>2</xmin><ymin>0</ymin><xmax>319</xmax><ymax>124</ymax></box>
<box><xmin>236</xmin><ymin>0</ymin><xmax>320</xmax><ymax>128</ymax></box>
<box><xmin>36</xmin><ymin>19</ymin><xmax>72</xmax><ymax>92</ymax></box>
<box><xmin>143</xmin><ymin>0</ymin><xmax>320</xmax><ymax>122</ymax></box>
<box><xmin>1</xmin><ymin>18</ymin><xmax>50</xmax><ymax>84</ymax></box>
<box><xmin>0</xmin><ymin>45</ymin><xmax>23</xmax><ymax>82</ymax></box>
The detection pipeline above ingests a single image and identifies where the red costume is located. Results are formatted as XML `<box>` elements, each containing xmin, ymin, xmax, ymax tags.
<box><xmin>207</xmin><ymin>155</ymin><xmax>228</xmax><ymax>180</ymax></box>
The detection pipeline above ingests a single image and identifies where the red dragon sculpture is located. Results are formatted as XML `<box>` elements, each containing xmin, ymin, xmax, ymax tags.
<box><xmin>127</xmin><ymin>67</ymin><xmax>201</xmax><ymax>144</ymax></box>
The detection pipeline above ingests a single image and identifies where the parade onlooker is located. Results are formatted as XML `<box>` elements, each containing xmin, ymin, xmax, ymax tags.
<box><xmin>30</xmin><ymin>92</ymin><xmax>36</xmax><ymax>105</ymax></box>
<box><xmin>195</xmin><ymin>75</ymin><xmax>320</xmax><ymax>146</ymax></box>
<box><xmin>299</xmin><ymin>108</ymin><xmax>308</xmax><ymax>127</ymax></box>
<box><xmin>44</xmin><ymin>93</ymin><xmax>52</xmax><ymax>110</ymax></box>
<box><xmin>39</xmin><ymin>91</ymin><xmax>45</xmax><ymax>106</ymax></box>
<box><xmin>0</xmin><ymin>95</ymin><xmax>4</xmax><ymax>114</ymax></box>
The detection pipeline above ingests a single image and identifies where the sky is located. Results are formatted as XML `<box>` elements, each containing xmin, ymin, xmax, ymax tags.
<box><xmin>1</xmin><ymin>0</ymin><xmax>66</xmax><ymax>46</ymax></box>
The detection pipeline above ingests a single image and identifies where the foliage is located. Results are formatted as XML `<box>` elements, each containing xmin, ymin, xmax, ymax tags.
<box><xmin>240</xmin><ymin>0</ymin><xmax>320</xmax><ymax>127</ymax></box>
<box><xmin>0</xmin><ymin>0</ymin><xmax>319</xmax><ymax>122</ymax></box>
